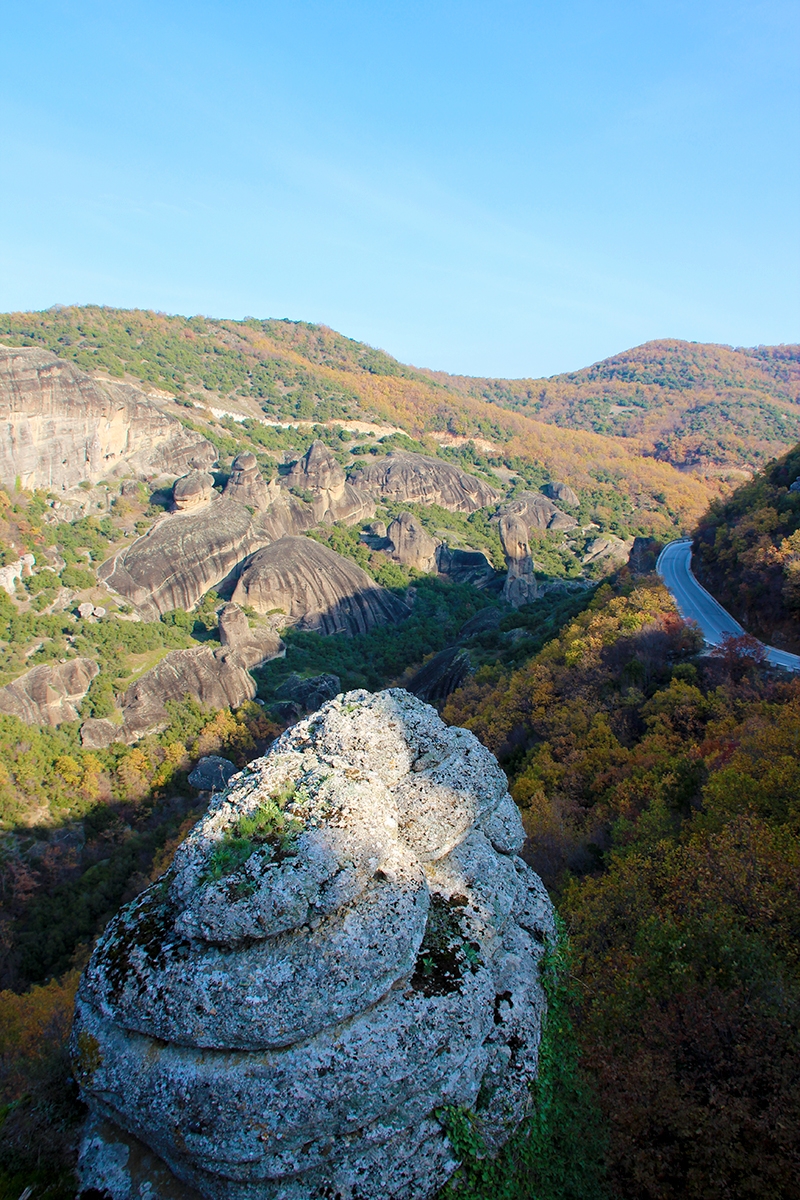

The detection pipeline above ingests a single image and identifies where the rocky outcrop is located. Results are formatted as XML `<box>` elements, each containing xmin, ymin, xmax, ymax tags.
<box><xmin>388</xmin><ymin>512</ymin><xmax>439</xmax><ymax>572</ymax></box>
<box><xmin>120</xmin><ymin>646</ymin><xmax>260</xmax><ymax>740</ymax></box>
<box><xmin>223</xmin><ymin>453</ymin><xmax>273</xmax><ymax>512</ymax></box>
<box><xmin>173</xmin><ymin>472</ymin><xmax>215</xmax><ymax>512</ymax></box>
<box><xmin>349</xmin><ymin>452</ymin><xmax>499</xmax><ymax>513</ymax></box>
<box><xmin>217</xmin><ymin>603</ymin><xmax>284</xmax><ymax>670</ymax></box>
<box><xmin>98</xmin><ymin>494</ymin><xmax>314</xmax><ymax>619</ymax></box>
<box><xmin>497</xmin><ymin>492</ymin><xmax>578</xmax><ymax>534</ymax></box>
<box><xmin>543</xmin><ymin>481</ymin><xmax>579</xmax><ymax>508</ymax></box>
<box><xmin>274</xmin><ymin>672</ymin><xmax>342</xmax><ymax>720</ymax></box>
<box><xmin>435</xmin><ymin>545</ymin><xmax>498</xmax><ymax>589</ymax></box>
<box><xmin>0</xmin><ymin>553</ymin><xmax>35</xmax><ymax>595</ymax></box>
<box><xmin>582</xmin><ymin>534</ymin><xmax>633</xmax><ymax>568</ymax></box>
<box><xmin>73</xmin><ymin>689</ymin><xmax>555</xmax><ymax>1200</ymax></box>
<box><xmin>233</xmin><ymin>537</ymin><xmax>408</xmax><ymax>636</ymax></box>
<box><xmin>498</xmin><ymin>514</ymin><xmax>539</xmax><ymax>607</ymax></box>
<box><xmin>0</xmin><ymin>658</ymin><xmax>98</xmax><ymax>726</ymax></box>
<box><xmin>283</xmin><ymin>441</ymin><xmax>375</xmax><ymax>525</ymax></box>
<box><xmin>0</xmin><ymin>345</ymin><xmax>215</xmax><ymax>492</ymax></box>
<box><xmin>188</xmin><ymin>756</ymin><xmax>237</xmax><ymax>792</ymax></box>
<box><xmin>406</xmin><ymin>647</ymin><xmax>472</xmax><ymax>706</ymax></box>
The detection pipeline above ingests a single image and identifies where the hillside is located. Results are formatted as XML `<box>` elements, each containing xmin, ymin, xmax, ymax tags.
<box><xmin>0</xmin><ymin>307</ymin><xmax>729</xmax><ymax>537</ymax></box>
<box><xmin>693</xmin><ymin>442</ymin><xmax>800</xmax><ymax>651</ymax></box>
<box><xmin>437</xmin><ymin>339</ymin><xmax>800</xmax><ymax>475</ymax></box>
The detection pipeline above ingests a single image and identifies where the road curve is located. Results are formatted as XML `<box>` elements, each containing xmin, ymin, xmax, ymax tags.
<box><xmin>656</xmin><ymin>539</ymin><xmax>800</xmax><ymax>673</ymax></box>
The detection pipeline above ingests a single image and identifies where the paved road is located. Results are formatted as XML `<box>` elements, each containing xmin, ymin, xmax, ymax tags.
<box><xmin>656</xmin><ymin>539</ymin><xmax>800</xmax><ymax>673</ymax></box>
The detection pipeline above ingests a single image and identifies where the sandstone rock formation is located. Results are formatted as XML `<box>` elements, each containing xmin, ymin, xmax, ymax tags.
<box><xmin>73</xmin><ymin>688</ymin><xmax>555</xmax><ymax>1200</ymax></box>
<box><xmin>173</xmin><ymin>471</ymin><xmax>215</xmax><ymax>512</ymax></box>
<box><xmin>233</xmin><ymin>536</ymin><xmax>408</xmax><ymax>636</ymax></box>
<box><xmin>582</xmin><ymin>534</ymin><xmax>633</xmax><ymax>568</ymax></box>
<box><xmin>120</xmin><ymin>646</ymin><xmax>260</xmax><ymax>740</ymax></box>
<box><xmin>497</xmin><ymin>492</ymin><xmax>578</xmax><ymax>534</ymax></box>
<box><xmin>274</xmin><ymin>672</ymin><xmax>341</xmax><ymax>718</ymax></box>
<box><xmin>407</xmin><ymin>646</ymin><xmax>472</xmax><ymax>706</ymax></box>
<box><xmin>217</xmin><ymin>602</ymin><xmax>284</xmax><ymax>670</ymax></box>
<box><xmin>0</xmin><ymin>345</ymin><xmax>215</xmax><ymax>492</ymax></box>
<box><xmin>0</xmin><ymin>658</ymin><xmax>98</xmax><ymax>726</ymax></box>
<box><xmin>435</xmin><ymin>545</ymin><xmax>498</xmax><ymax>589</ymax></box>
<box><xmin>498</xmin><ymin>513</ymin><xmax>539</xmax><ymax>607</ymax></box>
<box><xmin>543</xmin><ymin>481</ymin><xmax>579</xmax><ymax>508</ymax></box>
<box><xmin>349</xmin><ymin>451</ymin><xmax>499</xmax><ymax>513</ymax></box>
<box><xmin>387</xmin><ymin>512</ymin><xmax>439</xmax><ymax>572</ymax></box>
<box><xmin>98</xmin><ymin>494</ymin><xmax>314</xmax><ymax>618</ymax></box>
<box><xmin>283</xmin><ymin>440</ymin><xmax>375</xmax><ymax>526</ymax></box>
<box><xmin>223</xmin><ymin>453</ymin><xmax>273</xmax><ymax>511</ymax></box>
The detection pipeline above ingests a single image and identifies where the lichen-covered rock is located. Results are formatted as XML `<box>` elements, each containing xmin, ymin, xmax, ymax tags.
<box><xmin>0</xmin><ymin>657</ymin><xmax>99</xmax><ymax>726</ymax></box>
<box><xmin>73</xmin><ymin>689</ymin><xmax>555</xmax><ymax>1200</ymax></box>
<box><xmin>349</xmin><ymin>451</ymin><xmax>499</xmax><ymax>513</ymax></box>
<box><xmin>232</xmin><ymin>536</ymin><xmax>408</xmax><ymax>636</ymax></box>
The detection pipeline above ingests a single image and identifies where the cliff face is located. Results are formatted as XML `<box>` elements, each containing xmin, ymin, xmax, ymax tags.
<box><xmin>0</xmin><ymin>345</ymin><xmax>215</xmax><ymax>491</ymax></box>
<box><xmin>73</xmin><ymin>689</ymin><xmax>555</xmax><ymax>1200</ymax></box>
<box><xmin>232</xmin><ymin>536</ymin><xmax>409</xmax><ymax>636</ymax></box>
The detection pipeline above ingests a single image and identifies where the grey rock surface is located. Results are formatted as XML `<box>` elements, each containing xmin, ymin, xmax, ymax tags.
<box><xmin>187</xmin><ymin>756</ymin><xmax>238</xmax><ymax>791</ymax></box>
<box><xmin>283</xmin><ymin>440</ymin><xmax>375</xmax><ymax>526</ymax></box>
<box><xmin>73</xmin><ymin>689</ymin><xmax>555</xmax><ymax>1200</ymax></box>
<box><xmin>0</xmin><ymin>657</ymin><xmax>99</xmax><ymax>726</ymax></box>
<box><xmin>274</xmin><ymin>672</ymin><xmax>341</xmax><ymax>715</ymax></box>
<box><xmin>498</xmin><ymin>514</ymin><xmax>539</xmax><ymax>608</ymax></box>
<box><xmin>173</xmin><ymin>471</ymin><xmax>216</xmax><ymax>512</ymax></box>
<box><xmin>543</xmin><ymin>481</ymin><xmax>579</xmax><ymax>508</ymax></box>
<box><xmin>435</xmin><ymin>544</ymin><xmax>498</xmax><ymax>588</ymax></box>
<box><xmin>222</xmin><ymin>453</ymin><xmax>273</xmax><ymax>511</ymax></box>
<box><xmin>387</xmin><ymin>511</ymin><xmax>439</xmax><ymax>572</ymax></box>
<box><xmin>233</xmin><ymin>536</ymin><xmax>408</xmax><ymax>636</ymax></box>
<box><xmin>497</xmin><ymin>491</ymin><xmax>577</xmax><ymax>533</ymax></box>
<box><xmin>349</xmin><ymin>451</ymin><xmax>500</xmax><ymax>513</ymax></box>
<box><xmin>0</xmin><ymin>345</ymin><xmax>215</xmax><ymax>492</ymax></box>
<box><xmin>582</xmin><ymin>534</ymin><xmax>632</xmax><ymax>567</ymax></box>
<box><xmin>406</xmin><ymin>646</ymin><xmax>472</xmax><ymax>706</ymax></box>
<box><xmin>119</xmin><ymin>646</ymin><xmax>260</xmax><ymax>740</ymax></box>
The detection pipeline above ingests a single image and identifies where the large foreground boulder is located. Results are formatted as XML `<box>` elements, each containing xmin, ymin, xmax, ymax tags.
<box><xmin>232</xmin><ymin>536</ymin><xmax>408</xmax><ymax>636</ymax></box>
<box><xmin>0</xmin><ymin>345</ymin><xmax>215</xmax><ymax>492</ymax></box>
<box><xmin>349</xmin><ymin>451</ymin><xmax>499</xmax><ymax>513</ymax></box>
<box><xmin>73</xmin><ymin>689</ymin><xmax>555</xmax><ymax>1200</ymax></box>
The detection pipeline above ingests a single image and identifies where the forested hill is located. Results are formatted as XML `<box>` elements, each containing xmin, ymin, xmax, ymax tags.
<box><xmin>2</xmin><ymin>308</ymin><xmax>797</xmax><ymax>517</ymax></box>
<box><xmin>694</xmin><ymin>440</ymin><xmax>800</xmax><ymax>652</ymax></box>
<box><xmin>435</xmin><ymin>339</ymin><xmax>800</xmax><ymax>475</ymax></box>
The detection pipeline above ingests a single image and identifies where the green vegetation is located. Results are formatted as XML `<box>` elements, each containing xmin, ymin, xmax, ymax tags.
<box><xmin>694</xmin><ymin>441</ymin><xmax>800</xmax><ymax>650</ymax></box>
<box><xmin>204</xmin><ymin>787</ymin><xmax>303</xmax><ymax>881</ymax></box>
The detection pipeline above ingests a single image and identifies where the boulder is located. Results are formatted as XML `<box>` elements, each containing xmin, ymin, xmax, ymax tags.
<box><xmin>283</xmin><ymin>441</ymin><xmax>375</xmax><ymax>525</ymax></box>
<box><xmin>582</xmin><ymin>535</ymin><xmax>633</xmax><ymax>568</ymax></box>
<box><xmin>0</xmin><ymin>554</ymin><xmax>36</xmax><ymax>595</ymax></box>
<box><xmin>349</xmin><ymin>451</ymin><xmax>500</xmax><ymax>513</ymax></box>
<box><xmin>543</xmin><ymin>481</ymin><xmax>579</xmax><ymax>508</ymax></box>
<box><xmin>188</xmin><ymin>756</ymin><xmax>238</xmax><ymax>792</ymax></box>
<box><xmin>496</xmin><ymin>492</ymin><xmax>577</xmax><ymax>534</ymax></box>
<box><xmin>274</xmin><ymin>672</ymin><xmax>342</xmax><ymax>715</ymax></box>
<box><xmin>387</xmin><ymin>512</ymin><xmax>439</xmax><ymax>572</ymax></box>
<box><xmin>222</xmin><ymin>453</ymin><xmax>272</xmax><ymax>512</ymax></box>
<box><xmin>173</xmin><ymin>471</ymin><xmax>215</xmax><ymax>512</ymax></box>
<box><xmin>73</xmin><ymin>689</ymin><xmax>555</xmax><ymax>1200</ymax></box>
<box><xmin>0</xmin><ymin>658</ymin><xmax>99</xmax><ymax>726</ymax></box>
<box><xmin>217</xmin><ymin>602</ymin><xmax>284</xmax><ymax>670</ymax></box>
<box><xmin>232</xmin><ymin>536</ymin><xmax>409</xmax><ymax>636</ymax></box>
<box><xmin>406</xmin><ymin>646</ymin><xmax>472</xmax><ymax>706</ymax></box>
<box><xmin>0</xmin><ymin>345</ymin><xmax>215</xmax><ymax>492</ymax></box>
<box><xmin>436</xmin><ymin>544</ymin><xmax>498</xmax><ymax>588</ymax></box>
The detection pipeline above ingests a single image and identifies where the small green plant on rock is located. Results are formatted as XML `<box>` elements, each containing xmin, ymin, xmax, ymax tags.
<box><xmin>204</xmin><ymin>784</ymin><xmax>304</xmax><ymax>882</ymax></box>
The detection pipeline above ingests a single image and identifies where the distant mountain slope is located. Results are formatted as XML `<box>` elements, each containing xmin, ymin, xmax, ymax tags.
<box><xmin>437</xmin><ymin>339</ymin><xmax>800</xmax><ymax>474</ymax></box>
<box><xmin>0</xmin><ymin>307</ymin><xmax>740</xmax><ymax>534</ymax></box>
<box><xmin>693</xmin><ymin>442</ymin><xmax>800</xmax><ymax>651</ymax></box>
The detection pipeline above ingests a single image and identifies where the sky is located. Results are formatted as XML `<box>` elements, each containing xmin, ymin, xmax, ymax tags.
<box><xmin>0</xmin><ymin>1</ymin><xmax>798</xmax><ymax>378</ymax></box>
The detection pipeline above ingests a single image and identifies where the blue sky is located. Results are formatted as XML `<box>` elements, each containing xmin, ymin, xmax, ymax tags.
<box><xmin>0</xmin><ymin>0</ymin><xmax>797</xmax><ymax>377</ymax></box>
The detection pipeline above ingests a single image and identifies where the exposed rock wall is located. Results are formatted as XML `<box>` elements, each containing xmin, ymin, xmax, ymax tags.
<box><xmin>73</xmin><ymin>689</ymin><xmax>555</xmax><ymax>1200</ymax></box>
<box><xmin>222</xmin><ymin>453</ymin><xmax>273</xmax><ymax>511</ymax></box>
<box><xmin>349</xmin><ymin>452</ymin><xmax>499</xmax><ymax>513</ymax></box>
<box><xmin>0</xmin><ymin>658</ymin><xmax>99</xmax><ymax>726</ymax></box>
<box><xmin>120</xmin><ymin>646</ymin><xmax>259</xmax><ymax>740</ymax></box>
<box><xmin>283</xmin><ymin>440</ymin><xmax>375</xmax><ymax>526</ymax></box>
<box><xmin>0</xmin><ymin>346</ymin><xmax>215</xmax><ymax>491</ymax></box>
<box><xmin>498</xmin><ymin>514</ymin><xmax>539</xmax><ymax>607</ymax></box>
<box><xmin>233</xmin><ymin>536</ymin><xmax>408</xmax><ymax>636</ymax></box>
